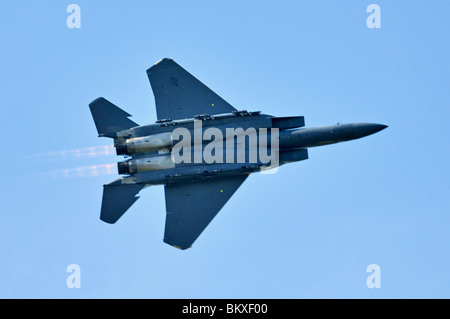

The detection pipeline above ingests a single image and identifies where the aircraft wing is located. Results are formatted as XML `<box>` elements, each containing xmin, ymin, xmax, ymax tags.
<box><xmin>147</xmin><ymin>58</ymin><xmax>237</xmax><ymax>120</ymax></box>
<box><xmin>163</xmin><ymin>175</ymin><xmax>248</xmax><ymax>249</ymax></box>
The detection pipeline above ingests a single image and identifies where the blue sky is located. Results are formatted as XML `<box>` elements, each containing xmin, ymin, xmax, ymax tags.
<box><xmin>0</xmin><ymin>1</ymin><xmax>449</xmax><ymax>298</ymax></box>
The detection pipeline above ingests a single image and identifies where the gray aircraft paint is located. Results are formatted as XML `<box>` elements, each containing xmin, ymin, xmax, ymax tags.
<box><xmin>89</xmin><ymin>58</ymin><xmax>387</xmax><ymax>250</ymax></box>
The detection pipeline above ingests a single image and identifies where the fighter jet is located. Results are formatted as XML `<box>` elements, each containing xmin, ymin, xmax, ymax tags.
<box><xmin>89</xmin><ymin>58</ymin><xmax>387</xmax><ymax>250</ymax></box>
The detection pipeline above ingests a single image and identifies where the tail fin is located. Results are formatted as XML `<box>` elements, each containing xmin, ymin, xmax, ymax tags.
<box><xmin>100</xmin><ymin>180</ymin><xmax>145</xmax><ymax>223</ymax></box>
<box><xmin>89</xmin><ymin>97</ymin><xmax>139</xmax><ymax>138</ymax></box>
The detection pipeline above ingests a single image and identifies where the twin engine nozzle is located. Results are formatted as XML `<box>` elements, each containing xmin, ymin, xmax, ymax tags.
<box><xmin>115</xmin><ymin>132</ymin><xmax>175</xmax><ymax>175</ymax></box>
<box><xmin>117</xmin><ymin>155</ymin><xmax>175</xmax><ymax>175</ymax></box>
<box><xmin>115</xmin><ymin>132</ymin><xmax>173</xmax><ymax>156</ymax></box>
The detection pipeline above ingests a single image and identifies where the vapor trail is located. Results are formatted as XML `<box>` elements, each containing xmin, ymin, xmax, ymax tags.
<box><xmin>27</xmin><ymin>145</ymin><xmax>115</xmax><ymax>161</ymax></box>
<box><xmin>41</xmin><ymin>163</ymin><xmax>117</xmax><ymax>179</ymax></box>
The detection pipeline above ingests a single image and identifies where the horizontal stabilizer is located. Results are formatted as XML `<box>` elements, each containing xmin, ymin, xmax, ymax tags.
<box><xmin>89</xmin><ymin>97</ymin><xmax>139</xmax><ymax>138</ymax></box>
<box><xmin>100</xmin><ymin>181</ymin><xmax>145</xmax><ymax>223</ymax></box>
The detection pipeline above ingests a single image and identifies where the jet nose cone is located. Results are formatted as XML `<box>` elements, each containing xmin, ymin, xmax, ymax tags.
<box><xmin>352</xmin><ymin>123</ymin><xmax>388</xmax><ymax>139</ymax></box>
<box><xmin>370</xmin><ymin>123</ymin><xmax>388</xmax><ymax>134</ymax></box>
